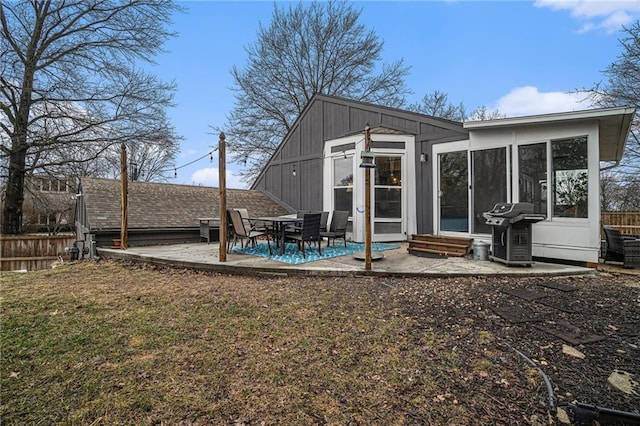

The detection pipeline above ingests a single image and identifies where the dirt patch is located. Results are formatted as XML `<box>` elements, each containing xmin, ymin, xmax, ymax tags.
<box><xmin>392</xmin><ymin>273</ymin><xmax>640</xmax><ymax>422</ymax></box>
<box><xmin>1</xmin><ymin>261</ymin><xmax>638</xmax><ymax>425</ymax></box>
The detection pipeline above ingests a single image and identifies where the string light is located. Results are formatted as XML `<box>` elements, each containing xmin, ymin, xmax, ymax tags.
<box><xmin>163</xmin><ymin>148</ymin><xmax>218</xmax><ymax>178</ymax></box>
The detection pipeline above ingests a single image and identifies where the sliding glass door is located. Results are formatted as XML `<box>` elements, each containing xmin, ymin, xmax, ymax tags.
<box><xmin>439</xmin><ymin>151</ymin><xmax>468</xmax><ymax>232</ymax></box>
<box><xmin>471</xmin><ymin>148</ymin><xmax>508</xmax><ymax>234</ymax></box>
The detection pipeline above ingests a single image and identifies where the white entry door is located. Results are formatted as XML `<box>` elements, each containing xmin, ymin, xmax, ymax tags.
<box><xmin>372</xmin><ymin>154</ymin><xmax>404</xmax><ymax>241</ymax></box>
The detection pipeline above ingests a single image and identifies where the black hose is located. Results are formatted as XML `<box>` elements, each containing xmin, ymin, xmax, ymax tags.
<box><xmin>504</xmin><ymin>343</ymin><xmax>556</xmax><ymax>414</ymax></box>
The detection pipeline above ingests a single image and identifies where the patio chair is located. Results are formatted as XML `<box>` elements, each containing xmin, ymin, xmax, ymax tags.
<box><xmin>228</xmin><ymin>208</ymin><xmax>271</xmax><ymax>254</ymax></box>
<box><xmin>285</xmin><ymin>212</ymin><xmax>322</xmax><ymax>258</ymax></box>
<box><xmin>321</xmin><ymin>210</ymin><xmax>349</xmax><ymax>247</ymax></box>
<box><xmin>602</xmin><ymin>226</ymin><xmax>640</xmax><ymax>269</ymax></box>
<box><xmin>320</xmin><ymin>211</ymin><xmax>329</xmax><ymax>232</ymax></box>
<box><xmin>237</xmin><ymin>208</ymin><xmax>268</xmax><ymax>233</ymax></box>
<box><xmin>285</xmin><ymin>210</ymin><xmax>310</xmax><ymax>232</ymax></box>
<box><xmin>225</xmin><ymin>209</ymin><xmax>236</xmax><ymax>253</ymax></box>
<box><xmin>290</xmin><ymin>211</ymin><xmax>327</xmax><ymax>231</ymax></box>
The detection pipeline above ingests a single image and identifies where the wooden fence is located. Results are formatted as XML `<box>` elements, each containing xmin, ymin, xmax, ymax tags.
<box><xmin>0</xmin><ymin>234</ymin><xmax>75</xmax><ymax>271</ymax></box>
<box><xmin>601</xmin><ymin>212</ymin><xmax>640</xmax><ymax>236</ymax></box>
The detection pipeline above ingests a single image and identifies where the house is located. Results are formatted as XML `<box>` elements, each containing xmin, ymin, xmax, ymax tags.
<box><xmin>21</xmin><ymin>175</ymin><xmax>76</xmax><ymax>233</ymax></box>
<box><xmin>252</xmin><ymin>94</ymin><xmax>635</xmax><ymax>264</ymax></box>
<box><xmin>74</xmin><ymin>177</ymin><xmax>289</xmax><ymax>253</ymax></box>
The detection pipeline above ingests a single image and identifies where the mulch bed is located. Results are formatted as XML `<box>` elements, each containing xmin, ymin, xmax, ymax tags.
<box><xmin>390</xmin><ymin>272</ymin><xmax>640</xmax><ymax>423</ymax></box>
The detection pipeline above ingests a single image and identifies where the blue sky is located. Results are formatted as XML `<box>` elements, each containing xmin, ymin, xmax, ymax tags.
<box><xmin>151</xmin><ymin>0</ymin><xmax>640</xmax><ymax>188</ymax></box>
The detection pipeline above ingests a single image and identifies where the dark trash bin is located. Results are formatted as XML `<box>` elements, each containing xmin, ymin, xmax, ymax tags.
<box><xmin>68</xmin><ymin>244</ymin><xmax>79</xmax><ymax>261</ymax></box>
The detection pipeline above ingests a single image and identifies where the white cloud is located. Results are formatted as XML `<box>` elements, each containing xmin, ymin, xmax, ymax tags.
<box><xmin>494</xmin><ymin>86</ymin><xmax>593</xmax><ymax>116</ymax></box>
<box><xmin>535</xmin><ymin>0</ymin><xmax>640</xmax><ymax>33</ymax></box>
<box><xmin>180</xmin><ymin>148</ymin><xmax>199</xmax><ymax>159</ymax></box>
<box><xmin>191</xmin><ymin>167</ymin><xmax>248</xmax><ymax>189</ymax></box>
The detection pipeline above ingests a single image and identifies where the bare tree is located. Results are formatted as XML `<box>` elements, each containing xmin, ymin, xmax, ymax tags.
<box><xmin>407</xmin><ymin>91</ymin><xmax>467</xmax><ymax>121</ymax></box>
<box><xmin>466</xmin><ymin>105</ymin><xmax>506</xmax><ymax>121</ymax></box>
<box><xmin>95</xmin><ymin>121</ymin><xmax>180</xmax><ymax>182</ymax></box>
<box><xmin>0</xmin><ymin>0</ymin><xmax>181</xmax><ymax>234</ymax></box>
<box><xmin>222</xmin><ymin>0</ymin><xmax>411</xmax><ymax>182</ymax></box>
<box><xmin>578</xmin><ymin>21</ymin><xmax>640</xmax><ymax>210</ymax></box>
<box><xmin>409</xmin><ymin>90</ymin><xmax>505</xmax><ymax>122</ymax></box>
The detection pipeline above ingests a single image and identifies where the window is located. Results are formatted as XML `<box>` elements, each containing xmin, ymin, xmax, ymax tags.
<box><xmin>37</xmin><ymin>213</ymin><xmax>58</xmax><ymax>225</ymax></box>
<box><xmin>333</xmin><ymin>156</ymin><xmax>353</xmax><ymax>216</ymax></box>
<box><xmin>552</xmin><ymin>136</ymin><xmax>588</xmax><ymax>218</ymax></box>
<box><xmin>518</xmin><ymin>143</ymin><xmax>547</xmax><ymax>215</ymax></box>
<box><xmin>34</xmin><ymin>177</ymin><xmax>69</xmax><ymax>192</ymax></box>
<box><xmin>374</xmin><ymin>156</ymin><xmax>402</xmax><ymax>219</ymax></box>
<box><xmin>373</xmin><ymin>155</ymin><xmax>403</xmax><ymax>234</ymax></box>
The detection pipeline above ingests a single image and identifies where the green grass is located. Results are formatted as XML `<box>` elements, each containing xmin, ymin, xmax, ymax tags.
<box><xmin>1</xmin><ymin>261</ymin><xmax>543</xmax><ymax>425</ymax></box>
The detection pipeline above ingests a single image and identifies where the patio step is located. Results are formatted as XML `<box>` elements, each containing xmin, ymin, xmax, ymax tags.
<box><xmin>408</xmin><ymin>234</ymin><xmax>474</xmax><ymax>257</ymax></box>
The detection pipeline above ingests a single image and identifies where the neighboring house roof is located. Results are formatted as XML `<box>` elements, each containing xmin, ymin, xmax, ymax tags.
<box><xmin>464</xmin><ymin>106</ymin><xmax>636</xmax><ymax>162</ymax></box>
<box><xmin>80</xmin><ymin>177</ymin><xmax>290</xmax><ymax>230</ymax></box>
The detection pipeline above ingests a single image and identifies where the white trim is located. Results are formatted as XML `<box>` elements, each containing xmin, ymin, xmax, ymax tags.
<box><xmin>432</xmin><ymin>140</ymin><xmax>470</xmax><ymax>235</ymax></box>
<box><xmin>463</xmin><ymin>106</ymin><xmax>635</xmax><ymax>129</ymax></box>
<box><xmin>324</xmin><ymin>132</ymin><xmax>415</xmax><ymax>242</ymax></box>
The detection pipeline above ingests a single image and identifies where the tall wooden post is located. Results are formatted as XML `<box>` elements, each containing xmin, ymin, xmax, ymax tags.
<box><xmin>120</xmin><ymin>143</ymin><xmax>128</xmax><ymax>249</ymax></box>
<box><xmin>218</xmin><ymin>132</ymin><xmax>227</xmax><ymax>262</ymax></box>
<box><xmin>364</xmin><ymin>125</ymin><xmax>372</xmax><ymax>270</ymax></box>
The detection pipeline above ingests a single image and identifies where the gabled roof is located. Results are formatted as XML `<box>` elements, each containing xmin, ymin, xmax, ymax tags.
<box><xmin>251</xmin><ymin>94</ymin><xmax>468</xmax><ymax>188</ymax></box>
<box><xmin>295</xmin><ymin>93</ymin><xmax>467</xmax><ymax>134</ymax></box>
<box><xmin>80</xmin><ymin>177</ymin><xmax>289</xmax><ymax>230</ymax></box>
<box><xmin>464</xmin><ymin>106</ymin><xmax>636</xmax><ymax>162</ymax></box>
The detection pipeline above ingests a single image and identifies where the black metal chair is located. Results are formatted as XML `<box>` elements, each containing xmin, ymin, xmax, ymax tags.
<box><xmin>602</xmin><ymin>226</ymin><xmax>640</xmax><ymax>269</ymax></box>
<box><xmin>228</xmin><ymin>208</ymin><xmax>271</xmax><ymax>254</ymax></box>
<box><xmin>320</xmin><ymin>211</ymin><xmax>329</xmax><ymax>233</ymax></box>
<box><xmin>285</xmin><ymin>212</ymin><xmax>322</xmax><ymax>258</ymax></box>
<box><xmin>321</xmin><ymin>210</ymin><xmax>349</xmax><ymax>247</ymax></box>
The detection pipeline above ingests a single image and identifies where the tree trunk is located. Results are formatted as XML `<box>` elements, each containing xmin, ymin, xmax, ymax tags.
<box><xmin>2</xmin><ymin>147</ymin><xmax>27</xmax><ymax>234</ymax></box>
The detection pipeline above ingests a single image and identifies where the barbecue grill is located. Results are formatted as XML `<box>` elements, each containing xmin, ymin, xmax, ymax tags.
<box><xmin>482</xmin><ymin>202</ymin><xmax>545</xmax><ymax>266</ymax></box>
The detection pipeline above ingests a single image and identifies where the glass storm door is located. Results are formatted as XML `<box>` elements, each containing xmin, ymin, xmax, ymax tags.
<box><xmin>373</xmin><ymin>155</ymin><xmax>404</xmax><ymax>241</ymax></box>
<box><xmin>439</xmin><ymin>151</ymin><xmax>469</xmax><ymax>232</ymax></box>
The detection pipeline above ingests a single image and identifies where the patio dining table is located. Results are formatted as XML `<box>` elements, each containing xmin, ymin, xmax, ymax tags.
<box><xmin>250</xmin><ymin>216</ymin><xmax>302</xmax><ymax>255</ymax></box>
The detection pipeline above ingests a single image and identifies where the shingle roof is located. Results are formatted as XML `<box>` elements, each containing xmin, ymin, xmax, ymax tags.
<box><xmin>80</xmin><ymin>177</ymin><xmax>290</xmax><ymax>230</ymax></box>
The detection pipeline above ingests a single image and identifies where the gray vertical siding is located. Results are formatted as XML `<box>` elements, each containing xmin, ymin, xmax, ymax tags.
<box><xmin>349</xmin><ymin>107</ymin><xmax>381</xmax><ymax>131</ymax></box>
<box><xmin>416</xmin><ymin>139</ymin><xmax>434</xmax><ymax>235</ymax></box>
<box><xmin>323</xmin><ymin>101</ymin><xmax>349</xmax><ymax>139</ymax></box>
<box><xmin>252</xmin><ymin>94</ymin><xmax>468</xmax><ymax>234</ymax></box>
<box><xmin>381</xmin><ymin>114</ymin><xmax>418</xmax><ymax>133</ymax></box>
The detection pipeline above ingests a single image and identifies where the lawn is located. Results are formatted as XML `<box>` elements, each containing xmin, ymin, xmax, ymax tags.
<box><xmin>2</xmin><ymin>261</ymin><xmax>554</xmax><ymax>424</ymax></box>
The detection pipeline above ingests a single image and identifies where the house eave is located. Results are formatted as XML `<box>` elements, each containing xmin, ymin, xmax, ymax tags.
<box><xmin>464</xmin><ymin>106</ymin><xmax>636</xmax><ymax>162</ymax></box>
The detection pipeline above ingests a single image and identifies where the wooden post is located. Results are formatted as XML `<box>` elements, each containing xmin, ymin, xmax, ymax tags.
<box><xmin>218</xmin><ymin>132</ymin><xmax>227</xmax><ymax>262</ymax></box>
<box><xmin>120</xmin><ymin>143</ymin><xmax>128</xmax><ymax>250</ymax></box>
<box><xmin>364</xmin><ymin>125</ymin><xmax>372</xmax><ymax>270</ymax></box>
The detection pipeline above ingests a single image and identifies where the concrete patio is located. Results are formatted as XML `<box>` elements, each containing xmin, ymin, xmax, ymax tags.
<box><xmin>97</xmin><ymin>242</ymin><xmax>598</xmax><ymax>278</ymax></box>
